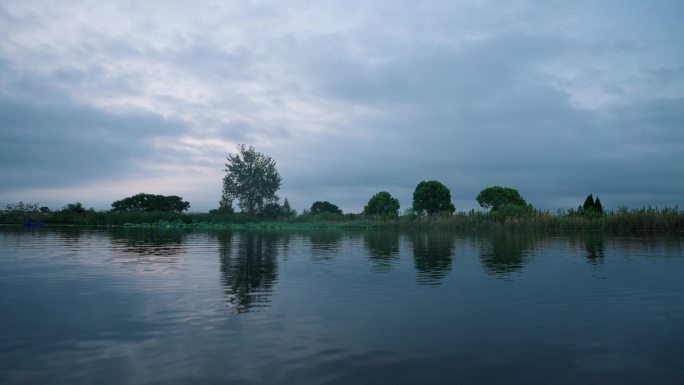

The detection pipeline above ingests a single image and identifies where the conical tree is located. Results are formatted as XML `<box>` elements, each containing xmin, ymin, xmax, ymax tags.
<box><xmin>281</xmin><ymin>197</ymin><xmax>295</xmax><ymax>217</ymax></box>
<box><xmin>582</xmin><ymin>194</ymin><xmax>595</xmax><ymax>211</ymax></box>
<box><xmin>594</xmin><ymin>196</ymin><xmax>604</xmax><ymax>214</ymax></box>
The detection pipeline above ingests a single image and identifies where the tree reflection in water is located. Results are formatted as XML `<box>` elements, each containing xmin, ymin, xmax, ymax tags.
<box><xmin>109</xmin><ymin>228</ymin><xmax>185</xmax><ymax>257</ymax></box>
<box><xmin>55</xmin><ymin>227</ymin><xmax>87</xmax><ymax>246</ymax></box>
<box><xmin>410</xmin><ymin>231</ymin><xmax>456</xmax><ymax>286</ymax></box>
<box><xmin>363</xmin><ymin>231</ymin><xmax>400</xmax><ymax>272</ymax></box>
<box><xmin>107</xmin><ymin>229</ymin><xmax>186</xmax><ymax>274</ymax></box>
<box><xmin>308</xmin><ymin>230</ymin><xmax>343</xmax><ymax>260</ymax></box>
<box><xmin>479</xmin><ymin>232</ymin><xmax>535</xmax><ymax>276</ymax></box>
<box><xmin>584</xmin><ymin>234</ymin><xmax>606</xmax><ymax>265</ymax></box>
<box><xmin>218</xmin><ymin>231</ymin><xmax>286</xmax><ymax>313</ymax></box>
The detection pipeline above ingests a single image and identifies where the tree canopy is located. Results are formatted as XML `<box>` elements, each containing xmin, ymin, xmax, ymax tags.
<box><xmin>476</xmin><ymin>186</ymin><xmax>527</xmax><ymax>211</ymax></box>
<box><xmin>221</xmin><ymin>144</ymin><xmax>282</xmax><ymax>215</ymax></box>
<box><xmin>412</xmin><ymin>180</ymin><xmax>455</xmax><ymax>215</ymax></box>
<box><xmin>63</xmin><ymin>202</ymin><xmax>86</xmax><ymax>214</ymax></box>
<box><xmin>364</xmin><ymin>191</ymin><xmax>400</xmax><ymax>216</ymax></box>
<box><xmin>310</xmin><ymin>201</ymin><xmax>342</xmax><ymax>215</ymax></box>
<box><xmin>111</xmin><ymin>193</ymin><xmax>190</xmax><ymax>213</ymax></box>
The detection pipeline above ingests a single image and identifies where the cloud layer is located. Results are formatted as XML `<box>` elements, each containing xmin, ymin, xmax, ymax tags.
<box><xmin>1</xmin><ymin>0</ymin><xmax>682</xmax><ymax>212</ymax></box>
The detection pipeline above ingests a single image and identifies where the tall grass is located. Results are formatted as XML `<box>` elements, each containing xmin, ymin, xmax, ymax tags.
<box><xmin>380</xmin><ymin>207</ymin><xmax>684</xmax><ymax>233</ymax></box>
<box><xmin>1</xmin><ymin>206</ymin><xmax>682</xmax><ymax>233</ymax></box>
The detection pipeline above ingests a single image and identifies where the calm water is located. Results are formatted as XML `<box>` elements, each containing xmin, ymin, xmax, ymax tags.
<box><xmin>1</xmin><ymin>228</ymin><xmax>683</xmax><ymax>385</ymax></box>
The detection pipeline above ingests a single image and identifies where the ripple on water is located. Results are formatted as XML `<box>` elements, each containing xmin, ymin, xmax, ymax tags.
<box><xmin>1</xmin><ymin>228</ymin><xmax>683</xmax><ymax>385</ymax></box>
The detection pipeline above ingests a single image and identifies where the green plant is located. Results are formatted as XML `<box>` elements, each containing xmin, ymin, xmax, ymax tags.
<box><xmin>221</xmin><ymin>144</ymin><xmax>282</xmax><ymax>215</ymax></box>
<box><xmin>310</xmin><ymin>201</ymin><xmax>342</xmax><ymax>215</ymax></box>
<box><xmin>364</xmin><ymin>191</ymin><xmax>400</xmax><ymax>216</ymax></box>
<box><xmin>476</xmin><ymin>186</ymin><xmax>527</xmax><ymax>211</ymax></box>
<box><xmin>412</xmin><ymin>180</ymin><xmax>455</xmax><ymax>215</ymax></box>
<box><xmin>111</xmin><ymin>193</ymin><xmax>190</xmax><ymax>213</ymax></box>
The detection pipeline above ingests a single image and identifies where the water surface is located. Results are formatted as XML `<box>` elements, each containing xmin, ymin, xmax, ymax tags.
<box><xmin>1</xmin><ymin>228</ymin><xmax>683</xmax><ymax>384</ymax></box>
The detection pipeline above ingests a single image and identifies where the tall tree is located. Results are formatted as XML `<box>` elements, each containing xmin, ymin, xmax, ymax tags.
<box><xmin>221</xmin><ymin>144</ymin><xmax>282</xmax><ymax>215</ymax></box>
<box><xmin>412</xmin><ymin>180</ymin><xmax>455</xmax><ymax>215</ymax></box>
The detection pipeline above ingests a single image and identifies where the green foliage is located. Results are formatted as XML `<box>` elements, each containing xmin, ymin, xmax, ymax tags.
<box><xmin>214</xmin><ymin>199</ymin><xmax>235</xmax><ymax>214</ymax></box>
<box><xmin>489</xmin><ymin>203</ymin><xmax>534</xmax><ymax>219</ymax></box>
<box><xmin>412</xmin><ymin>180</ymin><xmax>455</xmax><ymax>215</ymax></box>
<box><xmin>1</xmin><ymin>202</ymin><xmax>41</xmax><ymax>222</ymax></box>
<box><xmin>594</xmin><ymin>197</ymin><xmax>603</xmax><ymax>213</ymax></box>
<box><xmin>577</xmin><ymin>194</ymin><xmax>604</xmax><ymax>216</ymax></box>
<box><xmin>4</xmin><ymin>201</ymin><xmax>40</xmax><ymax>214</ymax></box>
<box><xmin>476</xmin><ymin>186</ymin><xmax>527</xmax><ymax>211</ymax></box>
<box><xmin>310</xmin><ymin>201</ymin><xmax>343</xmax><ymax>215</ymax></box>
<box><xmin>3</xmin><ymin>199</ymin><xmax>681</xmax><ymax>233</ymax></box>
<box><xmin>63</xmin><ymin>202</ymin><xmax>86</xmax><ymax>214</ymax></box>
<box><xmin>364</xmin><ymin>191</ymin><xmax>400</xmax><ymax>216</ymax></box>
<box><xmin>221</xmin><ymin>144</ymin><xmax>282</xmax><ymax>215</ymax></box>
<box><xmin>281</xmin><ymin>198</ymin><xmax>296</xmax><ymax>218</ymax></box>
<box><xmin>111</xmin><ymin>193</ymin><xmax>190</xmax><ymax>213</ymax></box>
<box><xmin>260</xmin><ymin>202</ymin><xmax>282</xmax><ymax>219</ymax></box>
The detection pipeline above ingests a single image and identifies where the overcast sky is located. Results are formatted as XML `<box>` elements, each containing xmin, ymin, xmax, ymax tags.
<box><xmin>1</xmin><ymin>0</ymin><xmax>683</xmax><ymax>213</ymax></box>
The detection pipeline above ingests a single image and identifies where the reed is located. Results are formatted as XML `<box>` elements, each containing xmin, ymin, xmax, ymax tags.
<box><xmin>2</xmin><ymin>206</ymin><xmax>682</xmax><ymax>233</ymax></box>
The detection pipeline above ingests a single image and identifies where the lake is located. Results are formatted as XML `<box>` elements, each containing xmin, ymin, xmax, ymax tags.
<box><xmin>1</xmin><ymin>227</ymin><xmax>683</xmax><ymax>384</ymax></box>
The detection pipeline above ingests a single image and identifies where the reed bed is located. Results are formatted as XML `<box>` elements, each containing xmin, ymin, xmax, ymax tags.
<box><xmin>2</xmin><ymin>206</ymin><xmax>681</xmax><ymax>233</ymax></box>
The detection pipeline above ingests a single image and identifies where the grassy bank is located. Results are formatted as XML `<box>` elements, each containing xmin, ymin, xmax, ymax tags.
<box><xmin>2</xmin><ymin>206</ymin><xmax>682</xmax><ymax>233</ymax></box>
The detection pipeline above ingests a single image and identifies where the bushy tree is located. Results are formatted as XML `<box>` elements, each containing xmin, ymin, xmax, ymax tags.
<box><xmin>364</xmin><ymin>191</ymin><xmax>400</xmax><ymax>216</ymax></box>
<box><xmin>221</xmin><ymin>144</ymin><xmax>282</xmax><ymax>215</ymax></box>
<box><xmin>310</xmin><ymin>201</ymin><xmax>342</xmax><ymax>215</ymax></box>
<box><xmin>583</xmin><ymin>194</ymin><xmax>595</xmax><ymax>211</ymax></box>
<box><xmin>260</xmin><ymin>202</ymin><xmax>282</xmax><ymax>219</ymax></box>
<box><xmin>476</xmin><ymin>186</ymin><xmax>527</xmax><ymax>211</ymax></box>
<box><xmin>111</xmin><ymin>193</ymin><xmax>190</xmax><ymax>213</ymax></box>
<box><xmin>63</xmin><ymin>202</ymin><xmax>86</xmax><ymax>214</ymax></box>
<box><xmin>412</xmin><ymin>180</ymin><xmax>455</xmax><ymax>215</ymax></box>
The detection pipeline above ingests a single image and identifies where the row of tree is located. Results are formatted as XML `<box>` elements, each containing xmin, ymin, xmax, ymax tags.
<box><xmin>216</xmin><ymin>144</ymin><xmax>605</xmax><ymax>218</ymax></box>
<box><xmin>216</xmin><ymin>145</ymin><xmax>460</xmax><ymax>217</ymax></box>
<box><xmin>2</xmin><ymin>145</ymin><xmax>604</xmax><ymax>219</ymax></box>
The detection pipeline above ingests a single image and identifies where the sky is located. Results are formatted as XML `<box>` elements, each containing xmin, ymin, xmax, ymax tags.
<box><xmin>1</xmin><ymin>0</ymin><xmax>683</xmax><ymax>213</ymax></box>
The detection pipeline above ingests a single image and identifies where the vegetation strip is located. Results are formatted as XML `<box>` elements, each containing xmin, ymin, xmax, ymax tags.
<box><xmin>2</xmin><ymin>145</ymin><xmax>682</xmax><ymax>233</ymax></box>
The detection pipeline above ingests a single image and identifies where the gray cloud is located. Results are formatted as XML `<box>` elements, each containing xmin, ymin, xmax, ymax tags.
<box><xmin>0</xmin><ymin>0</ymin><xmax>682</xmax><ymax>212</ymax></box>
<box><xmin>0</xmin><ymin>96</ymin><xmax>188</xmax><ymax>188</ymax></box>
<box><xmin>272</xmin><ymin>28</ymin><xmax>682</xmax><ymax>210</ymax></box>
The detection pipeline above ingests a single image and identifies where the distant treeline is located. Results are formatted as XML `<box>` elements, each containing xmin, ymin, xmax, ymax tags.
<box><xmin>2</xmin><ymin>145</ymin><xmax>682</xmax><ymax>233</ymax></box>
<box><xmin>1</xmin><ymin>201</ymin><xmax>682</xmax><ymax>233</ymax></box>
